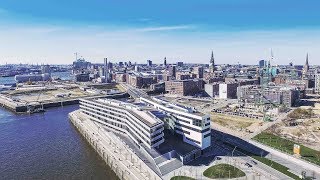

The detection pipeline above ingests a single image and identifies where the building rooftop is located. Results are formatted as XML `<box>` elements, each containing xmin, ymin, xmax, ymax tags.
<box><xmin>149</xmin><ymin>96</ymin><xmax>205</xmax><ymax>116</ymax></box>
<box><xmin>97</xmin><ymin>98</ymin><xmax>163</xmax><ymax>128</ymax></box>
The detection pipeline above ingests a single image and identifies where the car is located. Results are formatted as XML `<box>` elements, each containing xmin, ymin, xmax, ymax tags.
<box><xmin>245</xmin><ymin>163</ymin><xmax>252</xmax><ymax>167</ymax></box>
<box><xmin>250</xmin><ymin>160</ymin><xmax>258</xmax><ymax>165</ymax></box>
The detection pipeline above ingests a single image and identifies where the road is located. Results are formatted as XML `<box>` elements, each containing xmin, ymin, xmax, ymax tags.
<box><xmin>213</xmin><ymin>129</ymin><xmax>320</xmax><ymax>179</ymax></box>
<box><xmin>119</xmin><ymin>83</ymin><xmax>148</xmax><ymax>99</ymax></box>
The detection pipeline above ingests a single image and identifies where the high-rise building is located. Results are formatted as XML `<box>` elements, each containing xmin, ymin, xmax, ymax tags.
<box><xmin>147</xmin><ymin>60</ymin><xmax>152</xmax><ymax>66</ymax></box>
<box><xmin>259</xmin><ymin>60</ymin><xmax>266</xmax><ymax>68</ymax></box>
<box><xmin>168</xmin><ymin>65</ymin><xmax>176</xmax><ymax>78</ymax></box>
<box><xmin>104</xmin><ymin>58</ymin><xmax>109</xmax><ymax>83</ymax></box>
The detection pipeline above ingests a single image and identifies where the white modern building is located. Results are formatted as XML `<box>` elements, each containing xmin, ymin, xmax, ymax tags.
<box><xmin>140</xmin><ymin>97</ymin><xmax>211</xmax><ymax>150</ymax></box>
<box><xmin>79</xmin><ymin>98</ymin><xmax>165</xmax><ymax>149</ymax></box>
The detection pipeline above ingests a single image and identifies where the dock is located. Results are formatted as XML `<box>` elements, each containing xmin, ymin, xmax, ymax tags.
<box><xmin>0</xmin><ymin>93</ymin><xmax>128</xmax><ymax>113</ymax></box>
<box><xmin>69</xmin><ymin>110</ymin><xmax>162</xmax><ymax>180</ymax></box>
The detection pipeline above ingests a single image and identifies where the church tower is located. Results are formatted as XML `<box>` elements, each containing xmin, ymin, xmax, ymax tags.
<box><xmin>210</xmin><ymin>51</ymin><xmax>215</xmax><ymax>73</ymax></box>
<box><xmin>302</xmin><ymin>53</ymin><xmax>309</xmax><ymax>78</ymax></box>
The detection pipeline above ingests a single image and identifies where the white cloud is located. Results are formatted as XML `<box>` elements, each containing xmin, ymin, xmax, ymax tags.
<box><xmin>0</xmin><ymin>23</ymin><xmax>319</xmax><ymax>65</ymax></box>
<box><xmin>135</xmin><ymin>25</ymin><xmax>194</xmax><ymax>32</ymax></box>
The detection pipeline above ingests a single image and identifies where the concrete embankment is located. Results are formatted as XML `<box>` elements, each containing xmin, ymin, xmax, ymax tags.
<box><xmin>0</xmin><ymin>92</ymin><xmax>128</xmax><ymax>114</ymax></box>
<box><xmin>69</xmin><ymin>110</ymin><xmax>162</xmax><ymax>180</ymax></box>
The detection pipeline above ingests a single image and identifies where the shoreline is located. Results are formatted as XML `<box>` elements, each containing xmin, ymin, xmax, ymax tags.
<box><xmin>69</xmin><ymin>110</ymin><xmax>162</xmax><ymax>180</ymax></box>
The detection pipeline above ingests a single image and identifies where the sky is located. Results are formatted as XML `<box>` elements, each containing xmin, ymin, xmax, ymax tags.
<box><xmin>0</xmin><ymin>0</ymin><xmax>320</xmax><ymax>65</ymax></box>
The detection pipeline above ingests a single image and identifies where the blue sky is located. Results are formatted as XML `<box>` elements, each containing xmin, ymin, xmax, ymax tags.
<box><xmin>0</xmin><ymin>0</ymin><xmax>320</xmax><ymax>65</ymax></box>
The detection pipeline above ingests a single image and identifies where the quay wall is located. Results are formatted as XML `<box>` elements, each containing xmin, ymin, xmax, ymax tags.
<box><xmin>0</xmin><ymin>93</ymin><xmax>129</xmax><ymax>114</ymax></box>
<box><xmin>69</xmin><ymin>111</ymin><xmax>162</xmax><ymax>180</ymax></box>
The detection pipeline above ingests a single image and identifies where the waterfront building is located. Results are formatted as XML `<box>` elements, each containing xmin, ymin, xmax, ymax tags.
<box><xmin>72</xmin><ymin>59</ymin><xmax>91</xmax><ymax>74</ymax></box>
<box><xmin>15</xmin><ymin>73</ymin><xmax>51</xmax><ymax>83</ymax></box>
<box><xmin>79</xmin><ymin>98</ymin><xmax>165</xmax><ymax>149</ymax></box>
<box><xmin>41</xmin><ymin>65</ymin><xmax>51</xmax><ymax>74</ymax></box>
<box><xmin>140</xmin><ymin>97</ymin><xmax>211</xmax><ymax>150</ymax></box>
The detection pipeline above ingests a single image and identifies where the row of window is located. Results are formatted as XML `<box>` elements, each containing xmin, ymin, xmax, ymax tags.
<box><xmin>204</xmin><ymin>132</ymin><xmax>211</xmax><ymax>138</ymax></box>
<box><xmin>186</xmin><ymin>137</ymin><xmax>200</xmax><ymax>144</ymax></box>
<box><xmin>175</xmin><ymin>122</ymin><xmax>202</xmax><ymax>133</ymax></box>
<box><xmin>174</xmin><ymin>127</ymin><xmax>191</xmax><ymax>135</ymax></box>
<box><xmin>81</xmin><ymin>101</ymin><xmax>164</xmax><ymax>146</ymax></box>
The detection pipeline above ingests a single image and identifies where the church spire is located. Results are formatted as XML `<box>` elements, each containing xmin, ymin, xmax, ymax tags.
<box><xmin>210</xmin><ymin>51</ymin><xmax>215</xmax><ymax>73</ymax></box>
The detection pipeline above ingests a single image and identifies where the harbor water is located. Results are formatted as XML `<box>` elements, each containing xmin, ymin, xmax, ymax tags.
<box><xmin>0</xmin><ymin>105</ymin><xmax>118</xmax><ymax>179</ymax></box>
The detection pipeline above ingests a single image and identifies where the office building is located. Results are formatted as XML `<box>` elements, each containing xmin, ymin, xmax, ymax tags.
<box><xmin>80</xmin><ymin>98</ymin><xmax>165</xmax><ymax>149</ymax></box>
<box><xmin>193</xmin><ymin>66</ymin><xmax>204</xmax><ymax>78</ymax></box>
<box><xmin>204</xmin><ymin>83</ymin><xmax>220</xmax><ymax>98</ymax></box>
<box><xmin>41</xmin><ymin>65</ymin><xmax>51</xmax><ymax>74</ymax></box>
<box><xmin>259</xmin><ymin>60</ymin><xmax>266</xmax><ymax>68</ymax></box>
<box><xmin>237</xmin><ymin>85</ymin><xmax>300</xmax><ymax>107</ymax></box>
<box><xmin>168</xmin><ymin>65</ymin><xmax>176</xmax><ymax>79</ymax></box>
<box><xmin>147</xmin><ymin>60</ymin><xmax>152</xmax><ymax>66</ymax></box>
<box><xmin>165</xmin><ymin>79</ymin><xmax>203</xmax><ymax>96</ymax></box>
<box><xmin>140</xmin><ymin>97</ymin><xmax>211</xmax><ymax>150</ymax></box>
<box><xmin>177</xmin><ymin>62</ymin><xmax>183</xmax><ymax>67</ymax></box>
<box><xmin>315</xmin><ymin>74</ymin><xmax>320</xmax><ymax>94</ymax></box>
<box><xmin>15</xmin><ymin>74</ymin><xmax>51</xmax><ymax>83</ymax></box>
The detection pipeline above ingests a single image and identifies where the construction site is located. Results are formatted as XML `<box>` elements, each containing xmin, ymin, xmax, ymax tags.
<box><xmin>265</xmin><ymin>104</ymin><xmax>320</xmax><ymax>151</ymax></box>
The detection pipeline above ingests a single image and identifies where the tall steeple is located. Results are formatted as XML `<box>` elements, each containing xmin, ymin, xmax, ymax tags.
<box><xmin>305</xmin><ymin>53</ymin><xmax>309</xmax><ymax>69</ymax></box>
<box><xmin>303</xmin><ymin>53</ymin><xmax>310</xmax><ymax>79</ymax></box>
<box><xmin>210</xmin><ymin>51</ymin><xmax>215</xmax><ymax>73</ymax></box>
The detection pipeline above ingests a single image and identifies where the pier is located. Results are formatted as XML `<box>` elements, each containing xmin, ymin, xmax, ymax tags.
<box><xmin>69</xmin><ymin>110</ymin><xmax>162</xmax><ymax>180</ymax></box>
<box><xmin>0</xmin><ymin>93</ymin><xmax>128</xmax><ymax>114</ymax></box>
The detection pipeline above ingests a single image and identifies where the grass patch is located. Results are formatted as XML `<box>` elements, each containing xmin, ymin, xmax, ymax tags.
<box><xmin>170</xmin><ymin>176</ymin><xmax>195</xmax><ymax>180</ymax></box>
<box><xmin>203</xmin><ymin>163</ymin><xmax>245</xmax><ymax>179</ymax></box>
<box><xmin>222</xmin><ymin>141</ymin><xmax>301</xmax><ymax>180</ymax></box>
<box><xmin>253</xmin><ymin>132</ymin><xmax>320</xmax><ymax>166</ymax></box>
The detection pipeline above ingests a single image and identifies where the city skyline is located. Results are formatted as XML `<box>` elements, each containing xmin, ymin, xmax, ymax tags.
<box><xmin>1</xmin><ymin>0</ymin><xmax>320</xmax><ymax>65</ymax></box>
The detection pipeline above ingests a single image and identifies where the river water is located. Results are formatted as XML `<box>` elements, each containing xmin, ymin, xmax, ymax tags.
<box><xmin>0</xmin><ymin>105</ymin><xmax>118</xmax><ymax>179</ymax></box>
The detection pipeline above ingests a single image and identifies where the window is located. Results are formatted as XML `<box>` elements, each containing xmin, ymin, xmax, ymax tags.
<box><xmin>186</xmin><ymin>137</ymin><xmax>200</xmax><ymax>144</ymax></box>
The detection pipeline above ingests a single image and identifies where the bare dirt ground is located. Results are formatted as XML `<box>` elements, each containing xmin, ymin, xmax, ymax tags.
<box><xmin>211</xmin><ymin>112</ymin><xmax>264</xmax><ymax>135</ymax></box>
<box><xmin>269</xmin><ymin>118</ymin><xmax>320</xmax><ymax>151</ymax></box>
